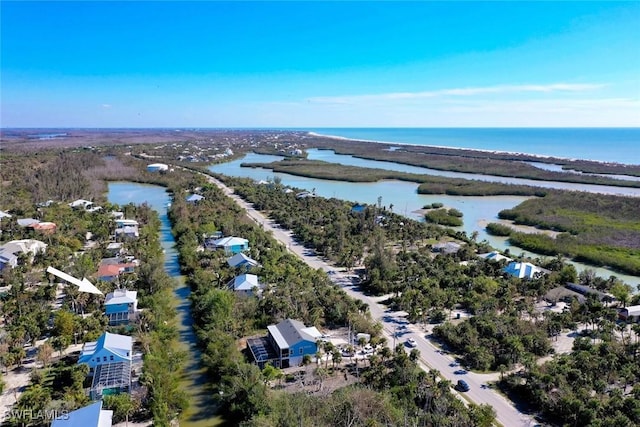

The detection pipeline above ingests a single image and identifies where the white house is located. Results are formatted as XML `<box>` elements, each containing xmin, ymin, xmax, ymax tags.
<box><xmin>0</xmin><ymin>210</ymin><xmax>13</xmax><ymax>220</ymax></box>
<box><xmin>52</xmin><ymin>400</ymin><xmax>112</xmax><ymax>427</ymax></box>
<box><xmin>228</xmin><ymin>274</ymin><xmax>263</xmax><ymax>296</ymax></box>
<box><xmin>115</xmin><ymin>226</ymin><xmax>139</xmax><ymax>239</ymax></box>
<box><xmin>504</xmin><ymin>261</ymin><xmax>548</xmax><ymax>279</ymax></box>
<box><xmin>110</xmin><ymin>211</ymin><xmax>124</xmax><ymax>220</ymax></box>
<box><xmin>147</xmin><ymin>163</ymin><xmax>169</xmax><ymax>172</ymax></box>
<box><xmin>105</xmin><ymin>242</ymin><xmax>124</xmax><ymax>257</ymax></box>
<box><xmin>114</xmin><ymin>219</ymin><xmax>139</xmax><ymax>239</ymax></box>
<box><xmin>69</xmin><ymin>199</ymin><xmax>94</xmax><ymax>209</ymax></box>
<box><xmin>296</xmin><ymin>191</ymin><xmax>315</xmax><ymax>199</ymax></box>
<box><xmin>618</xmin><ymin>305</ymin><xmax>640</xmax><ymax>323</ymax></box>
<box><xmin>480</xmin><ymin>251</ymin><xmax>513</xmax><ymax>263</ymax></box>
<box><xmin>0</xmin><ymin>239</ymin><xmax>47</xmax><ymax>270</ymax></box>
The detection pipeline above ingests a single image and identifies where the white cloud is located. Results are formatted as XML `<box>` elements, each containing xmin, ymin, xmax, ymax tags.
<box><xmin>101</xmin><ymin>104</ymin><xmax>112</xmax><ymax>109</ymax></box>
<box><xmin>440</xmin><ymin>97</ymin><xmax>640</xmax><ymax>113</ymax></box>
<box><xmin>307</xmin><ymin>83</ymin><xmax>606</xmax><ymax>105</ymax></box>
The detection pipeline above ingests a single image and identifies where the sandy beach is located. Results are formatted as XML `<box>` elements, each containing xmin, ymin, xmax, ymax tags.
<box><xmin>306</xmin><ymin>131</ymin><xmax>608</xmax><ymax>165</ymax></box>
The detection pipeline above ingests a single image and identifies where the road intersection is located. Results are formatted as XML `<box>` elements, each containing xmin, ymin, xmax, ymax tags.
<box><xmin>209</xmin><ymin>176</ymin><xmax>536</xmax><ymax>427</ymax></box>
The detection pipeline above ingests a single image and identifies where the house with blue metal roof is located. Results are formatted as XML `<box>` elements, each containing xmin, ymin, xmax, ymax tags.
<box><xmin>78</xmin><ymin>332</ymin><xmax>132</xmax><ymax>399</ymax></box>
<box><xmin>52</xmin><ymin>400</ymin><xmax>112</xmax><ymax>427</ymax></box>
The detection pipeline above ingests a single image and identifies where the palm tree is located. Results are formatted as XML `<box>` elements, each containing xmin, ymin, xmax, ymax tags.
<box><xmin>323</xmin><ymin>342</ymin><xmax>335</xmax><ymax>369</ymax></box>
<box><xmin>498</xmin><ymin>364</ymin><xmax>507</xmax><ymax>381</ymax></box>
<box><xmin>331</xmin><ymin>349</ymin><xmax>342</xmax><ymax>369</ymax></box>
<box><xmin>379</xmin><ymin>346</ymin><xmax>392</xmax><ymax>364</ymax></box>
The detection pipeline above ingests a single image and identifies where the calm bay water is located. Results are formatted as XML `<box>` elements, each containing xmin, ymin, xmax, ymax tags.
<box><xmin>307</xmin><ymin>149</ymin><xmax>640</xmax><ymax>197</ymax></box>
<box><xmin>302</xmin><ymin>128</ymin><xmax>640</xmax><ymax>165</ymax></box>
<box><xmin>210</xmin><ymin>154</ymin><xmax>640</xmax><ymax>286</ymax></box>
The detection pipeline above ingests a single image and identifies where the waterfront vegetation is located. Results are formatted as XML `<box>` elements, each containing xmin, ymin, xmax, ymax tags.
<box><xmin>242</xmin><ymin>159</ymin><xmax>551</xmax><ymax>196</ymax></box>
<box><xmin>216</xmin><ymin>174</ymin><xmax>466</xmax><ymax>267</ymax></box>
<box><xmin>0</xmin><ymin>149</ymin><xmax>189</xmax><ymax>426</ymax></box>
<box><xmin>424</xmin><ymin>208</ymin><xmax>464</xmax><ymax>227</ymax></box>
<box><xmin>486</xmin><ymin>192</ymin><xmax>640</xmax><ymax>276</ymax></box>
<box><xmin>210</xmin><ymin>172</ymin><xmax>640</xmax><ymax>426</ymax></box>
<box><xmin>166</xmin><ymin>173</ymin><xmax>499</xmax><ymax>426</ymax></box>
<box><xmin>306</xmin><ymin>138</ymin><xmax>640</xmax><ymax>181</ymax></box>
<box><xmin>2</xmin><ymin>135</ymin><xmax>640</xmax><ymax>427</ymax></box>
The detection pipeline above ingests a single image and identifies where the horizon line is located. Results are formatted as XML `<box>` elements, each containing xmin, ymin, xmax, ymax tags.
<box><xmin>2</xmin><ymin>126</ymin><xmax>640</xmax><ymax>130</ymax></box>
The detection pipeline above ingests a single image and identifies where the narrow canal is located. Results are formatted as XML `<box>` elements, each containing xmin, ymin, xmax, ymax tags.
<box><xmin>107</xmin><ymin>182</ymin><xmax>224</xmax><ymax>427</ymax></box>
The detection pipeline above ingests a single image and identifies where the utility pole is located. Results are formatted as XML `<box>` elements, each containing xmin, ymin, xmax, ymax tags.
<box><xmin>393</xmin><ymin>325</ymin><xmax>397</xmax><ymax>349</ymax></box>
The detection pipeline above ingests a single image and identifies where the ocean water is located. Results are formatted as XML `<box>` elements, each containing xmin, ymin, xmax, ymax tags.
<box><xmin>301</xmin><ymin>128</ymin><xmax>640</xmax><ymax>165</ymax></box>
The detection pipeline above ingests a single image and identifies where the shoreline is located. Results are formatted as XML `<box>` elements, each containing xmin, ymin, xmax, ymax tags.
<box><xmin>305</xmin><ymin>131</ymin><xmax>631</xmax><ymax>167</ymax></box>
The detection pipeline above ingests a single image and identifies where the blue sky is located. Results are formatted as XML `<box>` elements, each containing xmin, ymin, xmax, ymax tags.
<box><xmin>1</xmin><ymin>1</ymin><xmax>639</xmax><ymax>128</ymax></box>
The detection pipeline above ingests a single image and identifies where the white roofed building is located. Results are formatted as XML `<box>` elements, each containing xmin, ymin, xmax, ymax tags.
<box><xmin>114</xmin><ymin>219</ymin><xmax>139</xmax><ymax>228</ymax></box>
<box><xmin>0</xmin><ymin>239</ymin><xmax>47</xmax><ymax>270</ymax></box>
<box><xmin>618</xmin><ymin>305</ymin><xmax>640</xmax><ymax>323</ymax></box>
<box><xmin>147</xmin><ymin>163</ymin><xmax>169</xmax><ymax>172</ymax></box>
<box><xmin>69</xmin><ymin>199</ymin><xmax>94</xmax><ymax>209</ymax></box>
<box><xmin>228</xmin><ymin>274</ymin><xmax>263</xmax><ymax>296</ymax></box>
<box><xmin>186</xmin><ymin>194</ymin><xmax>204</xmax><ymax>203</ymax></box>
<box><xmin>480</xmin><ymin>251</ymin><xmax>513</xmax><ymax>263</ymax></box>
<box><xmin>504</xmin><ymin>261</ymin><xmax>549</xmax><ymax>279</ymax></box>
<box><xmin>204</xmin><ymin>236</ymin><xmax>249</xmax><ymax>254</ymax></box>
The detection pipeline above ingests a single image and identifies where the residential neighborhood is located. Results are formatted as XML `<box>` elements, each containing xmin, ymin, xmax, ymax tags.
<box><xmin>0</xmin><ymin>196</ymin><xmax>161</xmax><ymax>427</ymax></box>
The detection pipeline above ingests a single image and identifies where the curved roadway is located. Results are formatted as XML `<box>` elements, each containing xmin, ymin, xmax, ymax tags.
<box><xmin>208</xmin><ymin>176</ymin><xmax>536</xmax><ymax>427</ymax></box>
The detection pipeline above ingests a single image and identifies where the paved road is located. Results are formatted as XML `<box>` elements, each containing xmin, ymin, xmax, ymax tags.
<box><xmin>209</xmin><ymin>176</ymin><xmax>535</xmax><ymax>427</ymax></box>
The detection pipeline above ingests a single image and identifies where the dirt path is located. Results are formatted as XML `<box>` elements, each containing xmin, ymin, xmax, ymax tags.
<box><xmin>206</xmin><ymin>175</ymin><xmax>535</xmax><ymax>427</ymax></box>
<box><xmin>0</xmin><ymin>342</ymin><xmax>83</xmax><ymax>417</ymax></box>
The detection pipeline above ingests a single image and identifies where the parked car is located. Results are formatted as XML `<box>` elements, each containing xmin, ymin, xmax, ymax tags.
<box><xmin>455</xmin><ymin>380</ymin><xmax>470</xmax><ymax>392</ymax></box>
<box><xmin>406</xmin><ymin>338</ymin><xmax>417</xmax><ymax>347</ymax></box>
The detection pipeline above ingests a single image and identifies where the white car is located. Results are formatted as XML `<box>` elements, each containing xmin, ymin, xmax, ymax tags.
<box><xmin>406</xmin><ymin>338</ymin><xmax>417</xmax><ymax>348</ymax></box>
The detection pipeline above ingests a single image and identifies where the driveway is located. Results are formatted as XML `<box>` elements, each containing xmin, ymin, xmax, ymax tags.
<box><xmin>207</xmin><ymin>176</ymin><xmax>535</xmax><ymax>427</ymax></box>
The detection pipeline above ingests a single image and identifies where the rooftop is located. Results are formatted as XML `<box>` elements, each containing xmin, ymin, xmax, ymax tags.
<box><xmin>267</xmin><ymin>319</ymin><xmax>321</xmax><ymax>350</ymax></box>
<box><xmin>212</xmin><ymin>236</ymin><xmax>248</xmax><ymax>247</ymax></box>
<box><xmin>80</xmin><ymin>332</ymin><xmax>132</xmax><ymax>361</ymax></box>
<box><xmin>52</xmin><ymin>401</ymin><xmax>112</xmax><ymax>427</ymax></box>
<box><xmin>229</xmin><ymin>274</ymin><xmax>261</xmax><ymax>291</ymax></box>
<box><xmin>105</xmin><ymin>289</ymin><xmax>137</xmax><ymax>305</ymax></box>
<box><xmin>227</xmin><ymin>252</ymin><xmax>259</xmax><ymax>268</ymax></box>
